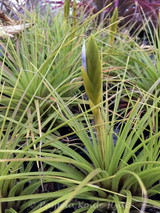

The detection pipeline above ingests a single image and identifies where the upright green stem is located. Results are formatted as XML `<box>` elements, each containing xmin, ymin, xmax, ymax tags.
<box><xmin>95</xmin><ymin>109</ymin><xmax>105</xmax><ymax>168</ymax></box>
<box><xmin>81</xmin><ymin>35</ymin><xmax>106</xmax><ymax>169</ymax></box>
<box><xmin>109</xmin><ymin>7</ymin><xmax>118</xmax><ymax>47</ymax></box>
<box><xmin>64</xmin><ymin>0</ymin><xmax>71</xmax><ymax>20</ymax></box>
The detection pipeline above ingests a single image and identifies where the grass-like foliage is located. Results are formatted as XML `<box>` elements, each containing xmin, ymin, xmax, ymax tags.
<box><xmin>103</xmin><ymin>16</ymin><xmax>160</xmax><ymax>104</ymax></box>
<box><xmin>0</xmin><ymin>10</ymin><xmax>83</xmax><ymax>127</ymax></box>
<box><xmin>0</xmin><ymin>32</ymin><xmax>160</xmax><ymax>212</ymax></box>
<box><xmin>0</xmin><ymin>2</ymin><xmax>160</xmax><ymax>213</ymax></box>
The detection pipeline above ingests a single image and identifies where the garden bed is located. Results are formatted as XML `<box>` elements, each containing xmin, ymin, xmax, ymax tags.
<box><xmin>0</xmin><ymin>1</ymin><xmax>160</xmax><ymax>213</ymax></box>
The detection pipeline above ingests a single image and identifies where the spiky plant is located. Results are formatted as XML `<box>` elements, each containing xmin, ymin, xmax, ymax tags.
<box><xmin>1</xmin><ymin>34</ymin><xmax>159</xmax><ymax>213</ymax></box>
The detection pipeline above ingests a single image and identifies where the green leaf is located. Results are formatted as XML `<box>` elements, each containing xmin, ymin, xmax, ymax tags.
<box><xmin>64</xmin><ymin>0</ymin><xmax>71</xmax><ymax>19</ymax></box>
<box><xmin>110</xmin><ymin>7</ymin><xmax>118</xmax><ymax>46</ymax></box>
<box><xmin>82</xmin><ymin>35</ymin><xmax>102</xmax><ymax>106</ymax></box>
<box><xmin>81</xmin><ymin>66</ymin><xmax>95</xmax><ymax>104</ymax></box>
<box><xmin>110</xmin><ymin>7</ymin><xmax>118</xmax><ymax>33</ymax></box>
<box><xmin>86</xmin><ymin>35</ymin><xmax>101</xmax><ymax>89</ymax></box>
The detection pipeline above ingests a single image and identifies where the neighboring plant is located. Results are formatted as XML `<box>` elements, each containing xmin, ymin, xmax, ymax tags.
<box><xmin>0</xmin><ymin>9</ymin><xmax>83</xmax><ymax>127</ymax></box>
<box><xmin>82</xmin><ymin>0</ymin><xmax>160</xmax><ymax>34</ymax></box>
<box><xmin>102</xmin><ymin>17</ymin><xmax>160</xmax><ymax>102</ymax></box>
<box><xmin>0</xmin><ymin>1</ymin><xmax>114</xmax><ymax>128</ymax></box>
<box><xmin>126</xmin><ymin>19</ymin><xmax>160</xmax><ymax>95</ymax></box>
<box><xmin>0</xmin><ymin>120</ymin><xmax>43</xmax><ymax>212</ymax></box>
<box><xmin>0</xmin><ymin>80</ymin><xmax>68</xmax><ymax>212</ymax></box>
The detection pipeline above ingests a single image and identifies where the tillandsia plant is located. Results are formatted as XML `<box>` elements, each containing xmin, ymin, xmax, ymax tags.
<box><xmin>3</xmin><ymin>57</ymin><xmax>159</xmax><ymax>212</ymax></box>
<box><xmin>104</xmin><ymin>14</ymin><xmax>160</xmax><ymax>104</ymax></box>
<box><xmin>24</xmin><ymin>34</ymin><xmax>160</xmax><ymax>212</ymax></box>
<box><xmin>0</xmin><ymin>118</ymin><xmax>44</xmax><ymax>212</ymax></box>
<box><xmin>127</xmin><ymin>15</ymin><xmax>160</xmax><ymax>94</ymax></box>
<box><xmin>0</xmin><ymin>9</ymin><xmax>83</xmax><ymax>128</ymax></box>
<box><xmin>0</xmin><ymin>87</ymin><xmax>66</xmax><ymax>212</ymax></box>
<box><xmin>1</xmin><ymin>42</ymin><xmax>160</xmax><ymax>212</ymax></box>
<box><xmin>0</xmin><ymin>1</ymin><xmax>114</xmax><ymax>129</ymax></box>
<box><xmin>0</xmin><ymin>2</ymin><xmax>160</xmax><ymax>213</ymax></box>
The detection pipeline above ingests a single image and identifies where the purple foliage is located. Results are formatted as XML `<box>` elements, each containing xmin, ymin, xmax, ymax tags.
<box><xmin>9</xmin><ymin>0</ymin><xmax>159</xmax><ymax>31</ymax></box>
<box><xmin>70</xmin><ymin>0</ymin><xmax>160</xmax><ymax>31</ymax></box>
<box><xmin>49</xmin><ymin>0</ymin><xmax>160</xmax><ymax>30</ymax></box>
<box><xmin>117</xmin><ymin>0</ymin><xmax>160</xmax><ymax>28</ymax></box>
